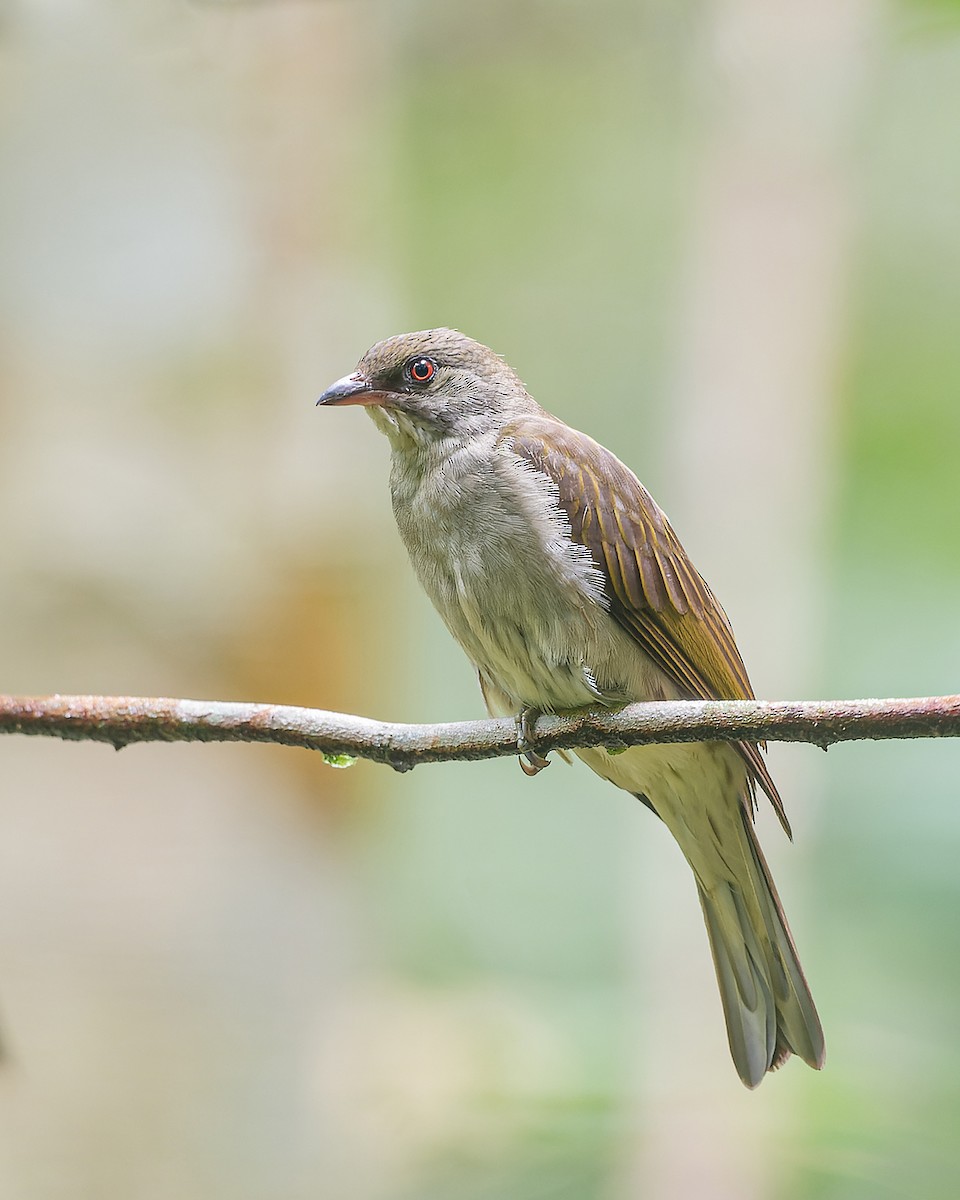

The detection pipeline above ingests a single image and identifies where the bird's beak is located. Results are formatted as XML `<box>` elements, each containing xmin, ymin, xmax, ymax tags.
<box><xmin>316</xmin><ymin>371</ymin><xmax>385</xmax><ymax>408</ymax></box>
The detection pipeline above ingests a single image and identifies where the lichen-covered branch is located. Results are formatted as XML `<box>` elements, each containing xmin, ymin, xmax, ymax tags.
<box><xmin>0</xmin><ymin>693</ymin><xmax>958</xmax><ymax>772</ymax></box>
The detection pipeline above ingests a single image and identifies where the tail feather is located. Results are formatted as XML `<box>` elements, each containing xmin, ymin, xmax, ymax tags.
<box><xmin>696</xmin><ymin>807</ymin><xmax>824</xmax><ymax>1088</ymax></box>
<box><xmin>698</xmin><ymin>879</ymin><xmax>777</xmax><ymax>1086</ymax></box>
<box><xmin>578</xmin><ymin>740</ymin><xmax>823</xmax><ymax>1086</ymax></box>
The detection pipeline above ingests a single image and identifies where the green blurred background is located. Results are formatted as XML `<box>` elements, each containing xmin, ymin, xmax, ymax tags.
<box><xmin>1</xmin><ymin>1</ymin><xmax>959</xmax><ymax>1197</ymax></box>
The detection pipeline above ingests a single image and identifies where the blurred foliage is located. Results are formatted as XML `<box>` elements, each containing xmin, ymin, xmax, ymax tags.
<box><xmin>1</xmin><ymin>1</ymin><xmax>959</xmax><ymax>1198</ymax></box>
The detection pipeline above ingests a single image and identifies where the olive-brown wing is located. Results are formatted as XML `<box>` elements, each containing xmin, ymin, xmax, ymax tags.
<box><xmin>501</xmin><ymin>414</ymin><xmax>789</xmax><ymax>836</ymax></box>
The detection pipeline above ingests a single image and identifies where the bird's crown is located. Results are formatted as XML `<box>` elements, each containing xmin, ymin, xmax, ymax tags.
<box><xmin>357</xmin><ymin>328</ymin><xmax>516</xmax><ymax>388</ymax></box>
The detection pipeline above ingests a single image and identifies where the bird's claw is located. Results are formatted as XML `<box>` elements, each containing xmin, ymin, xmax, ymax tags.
<box><xmin>516</xmin><ymin>708</ymin><xmax>551</xmax><ymax>776</ymax></box>
<box><xmin>519</xmin><ymin>754</ymin><xmax>551</xmax><ymax>776</ymax></box>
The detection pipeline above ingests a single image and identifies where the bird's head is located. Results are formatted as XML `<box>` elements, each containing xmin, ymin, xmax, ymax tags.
<box><xmin>316</xmin><ymin>328</ymin><xmax>539</xmax><ymax>448</ymax></box>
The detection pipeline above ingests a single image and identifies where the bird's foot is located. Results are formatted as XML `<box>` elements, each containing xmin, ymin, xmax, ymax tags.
<box><xmin>516</xmin><ymin>708</ymin><xmax>550</xmax><ymax>776</ymax></box>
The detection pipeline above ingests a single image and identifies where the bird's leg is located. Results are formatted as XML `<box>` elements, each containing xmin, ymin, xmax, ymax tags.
<box><xmin>516</xmin><ymin>707</ymin><xmax>551</xmax><ymax>776</ymax></box>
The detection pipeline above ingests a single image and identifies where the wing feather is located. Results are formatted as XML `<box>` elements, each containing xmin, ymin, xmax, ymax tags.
<box><xmin>501</xmin><ymin>414</ymin><xmax>790</xmax><ymax>837</ymax></box>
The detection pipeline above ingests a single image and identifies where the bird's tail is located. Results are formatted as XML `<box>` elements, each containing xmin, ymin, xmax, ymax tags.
<box><xmin>691</xmin><ymin>806</ymin><xmax>824</xmax><ymax>1088</ymax></box>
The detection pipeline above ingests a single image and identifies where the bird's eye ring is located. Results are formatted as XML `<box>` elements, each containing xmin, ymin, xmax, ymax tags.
<box><xmin>406</xmin><ymin>356</ymin><xmax>436</xmax><ymax>385</ymax></box>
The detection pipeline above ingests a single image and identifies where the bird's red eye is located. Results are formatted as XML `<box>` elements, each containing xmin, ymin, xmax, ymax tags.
<box><xmin>408</xmin><ymin>356</ymin><xmax>436</xmax><ymax>384</ymax></box>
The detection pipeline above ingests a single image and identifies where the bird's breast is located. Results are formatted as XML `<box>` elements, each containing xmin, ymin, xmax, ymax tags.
<box><xmin>388</xmin><ymin>438</ymin><xmax>617</xmax><ymax>711</ymax></box>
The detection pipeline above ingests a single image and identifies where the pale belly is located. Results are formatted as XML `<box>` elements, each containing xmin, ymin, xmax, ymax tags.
<box><xmin>416</xmin><ymin>539</ymin><xmax>617</xmax><ymax>712</ymax></box>
<box><xmin>391</xmin><ymin>437</ymin><xmax>670</xmax><ymax>714</ymax></box>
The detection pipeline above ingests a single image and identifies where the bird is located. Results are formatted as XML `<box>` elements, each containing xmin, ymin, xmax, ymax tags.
<box><xmin>316</xmin><ymin>327</ymin><xmax>824</xmax><ymax>1088</ymax></box>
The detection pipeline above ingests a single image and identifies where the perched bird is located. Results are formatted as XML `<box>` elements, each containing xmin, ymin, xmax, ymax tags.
<box><xmin>316</xmin><ymin>328</ymin><xmax>824</xmax><ymax>1087</ymax></box>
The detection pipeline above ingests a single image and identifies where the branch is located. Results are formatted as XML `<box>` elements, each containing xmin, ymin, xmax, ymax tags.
<box><xmin>0</xmin><ymin>694</ymin><xmax>958</xmax><ymax>772</ymax></box>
